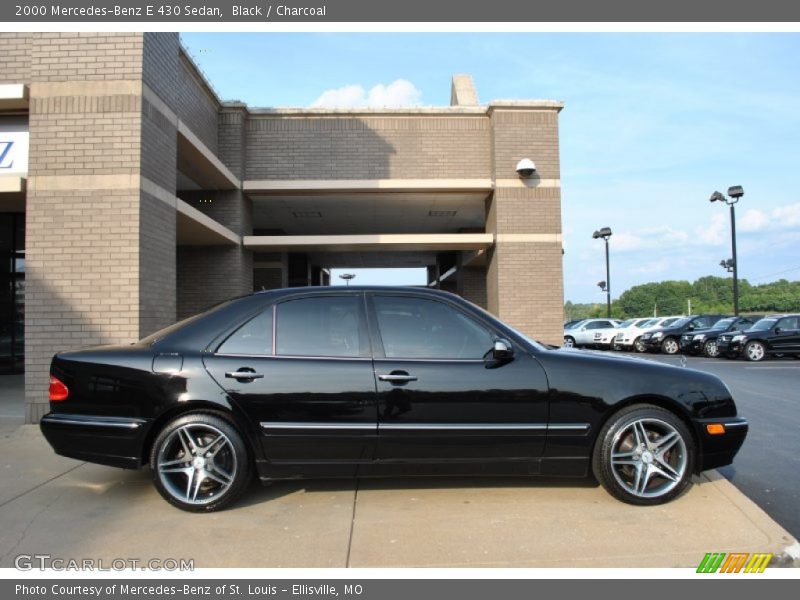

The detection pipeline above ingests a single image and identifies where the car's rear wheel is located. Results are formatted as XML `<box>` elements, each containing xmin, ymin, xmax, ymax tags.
<box><xmin>633</xmin><ymin>337</ymin><xmax>646</xmax><ymax>353</ymax></box>
<box><xmin>703</xmin><ymin>339</ymin><xmax>720</xmax><ymax>358</ymax></box>
<box><xmin>744</xmin><ymin>340</ymin><xmax>767</xmax><ymax>362</ymax></box>
<box><xmin>593</xmin><ymin>405</ymin><xmax>694</xmax><ymax>505</ymax></box>
<box><xmin>661</xmin><ymin>337</ymin><xmax>680</xmax><ymax>355</ymax></box>
<box><xmin>150</xmin><ymin>413</ymin><xmax>251</xmax><ymax>512</ymax></box>
<box><xmin>563</xmin><ymin>336</ymin><xmax>576</xmax><ymax>348</ymax></box>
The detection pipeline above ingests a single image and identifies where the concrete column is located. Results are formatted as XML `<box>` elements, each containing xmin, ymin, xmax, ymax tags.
<box><xmin>485</xmin><ymin>105</ymin><xmax>564</xmax><ymax>345</ymax></box>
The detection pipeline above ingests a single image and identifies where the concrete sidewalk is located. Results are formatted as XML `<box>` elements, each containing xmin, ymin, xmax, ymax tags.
<box><xmin>0</xmin><ymin>424</ymin><xmax>797</xmax><ymax>568</ymax></box>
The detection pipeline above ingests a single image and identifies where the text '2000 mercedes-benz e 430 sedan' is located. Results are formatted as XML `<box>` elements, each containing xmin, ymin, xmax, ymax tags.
<box><xmin>40</xmin><ymin>287</ymin><xmax>748</xmax><ymax>511</ymax></box>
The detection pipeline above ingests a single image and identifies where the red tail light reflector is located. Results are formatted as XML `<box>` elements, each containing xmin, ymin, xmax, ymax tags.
<box><xmin>49</xmin><ymin>375</ymin><xmax>69</xmax><ymax>402</ymax></box>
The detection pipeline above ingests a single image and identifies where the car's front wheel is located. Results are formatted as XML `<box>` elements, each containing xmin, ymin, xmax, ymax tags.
<box><xmin>703</xmin><ymin>339</ymin><xmax>720</xmax><ymax>358</ymax></box>
<box><xmin>661</xmin><ymin>337</ymin><xmax>680</xmax><ymax>355</ymax></box>
<box><xmin>744</xmin><ymin>340</ymin><xmax>767</xmax><ymax>362</ymax></box>
<box><xmin>563</xmin><ymin>336</ymin><xmax>576</xmax><ymax>348</ymax></box>
<box><xmin>150</xmin><ymin>413</ymin><xmax>251</xmax><ymax>512</ymax></box>
<box><xmin>592</xmin><ymin>405</ymin><xmax>694</xmax><ymax>505</ymax></box>
<box><xmin>633</xmin><ymin>337</ymin><xmax>646</xmax><ymax>353</ymax></box>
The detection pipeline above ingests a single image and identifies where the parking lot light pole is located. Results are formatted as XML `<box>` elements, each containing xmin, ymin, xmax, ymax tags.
<box><xmin>593</xmin><ymin>227</ymin><xmax>613</xmax><ymax>318</ymax></box>
<box><xmin>710</xmin><ymin>187</ymin><xmax>744</xmax><ymax>315</ymax></box>
<box><xmin>338</xmin><ymin>273</ymin><xmax>356</xmax><ymax>286</ymax></box>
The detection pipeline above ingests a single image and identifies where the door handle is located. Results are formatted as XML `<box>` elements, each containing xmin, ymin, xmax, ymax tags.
<box><xmin>225</xmin><ymin>370</ymin><xmax>264</xmax><ymax>380</ymax></box>
<box><xmin>378</xmin><ymin>373</ymin><xmax>418</xmax><ymax>383</ymax></box>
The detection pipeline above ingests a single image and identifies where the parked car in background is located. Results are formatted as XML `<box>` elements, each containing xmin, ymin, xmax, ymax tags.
<box><xmin>640</xmin><ymin>315</ymin><xmax>727</xmax><ymax>355</ymax></box>
<box><xmin>623</xmin><ymin>316</ymin><xmax>684</xmax><ymax>353</ymax></box>
<box><xmin>563</xmin><ymin>318</ymin><xmax>621</xmax><ymax>348</ymax></box>
<box><xmin>716</xmin><ymin>314</ymin><xmax>800</xmax><ymax>361</ymax></box>
<box><xmin>609</xmin><ymin>318</ymin><xmax>657</xmax><ymax>351</ymax></box>
<box><xmin>679</xmin><ymin>316</ymin><xmax>761</xmax><ymax>358</ymax></box>
<box><xmin>39</xmin><ymin>286</ymin><xmax>748</xmax><ymax>511</ymax></box>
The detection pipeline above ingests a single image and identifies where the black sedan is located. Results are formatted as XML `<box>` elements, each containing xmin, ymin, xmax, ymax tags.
<box><xmin>679</xmin><ymin>316</ymin><xmax>761</xmax><ymax>357</ymax></box>
<box><xmin>716</xmin><ymin>314</ymin><xmax>800</xmax><ymax>361</ymax></box>
<box><xmin>40</xmin><ymin>287</ymin><xmax>748</xmax><ymax>512</ymax></box>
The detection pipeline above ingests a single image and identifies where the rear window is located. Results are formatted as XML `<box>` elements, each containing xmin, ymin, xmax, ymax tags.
<box><xmin>138</xmin><ymin>299</ymin><xmax>236</xmax><ymax>345</ymax></box>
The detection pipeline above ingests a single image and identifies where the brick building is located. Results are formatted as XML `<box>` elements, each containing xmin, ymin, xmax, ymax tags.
<box><xmin>0</xmin><ymin>33</ymin><xmax>565</xmax><ymax>424</ymax></box>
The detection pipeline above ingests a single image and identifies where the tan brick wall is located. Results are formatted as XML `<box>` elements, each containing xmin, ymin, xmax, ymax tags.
<box><xmin>175</xmin><ymin>51</ymin><xmax>219</xmax><ymax>153</ymax></box>
<box><xmin>0</xmin><ymin>33</ymin><xmax>32</xmax><ymax>82</ymax></box>
<box><xmin>486</xmin><ymin>108</ymin><xmax>564</xmax><ymax>345</ymax></box>
<box><xmin>245</xmin><ymin>115</ymin><xmax>491</xmax><ymax>180</ymax></box>
<box><xmin>30</xmin><ymin>33</ymin><xmax>143</xmax><ymax>82</ymax></box>
<box><xmin>460</xmin><ymin>266</ymin><xmax>487</xmax><ymax>309</ymax></box>
<box><xmin>22</xmin><ymin>33</ymin><xmax>179</xmax><ymax>422</ymax></box>
<box><xmin>490</xmin><ymin>109</ymin><xmax>561</xmax><ymax>180</ymax></box>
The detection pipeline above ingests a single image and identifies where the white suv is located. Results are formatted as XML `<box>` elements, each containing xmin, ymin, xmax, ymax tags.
<box><xmin>615</xmin><ymin>316</ymin><xmax>683</xmax><ymax>352</ymax></box>
<box><xmin>592</xmin><ymin>318</ymin><xmax>651</xmax><ymax>350</ymax></box>
<box><xmin>563</xmin><ymin>318</ymin><xmax>621</xmax><ymax>348</ymax></box>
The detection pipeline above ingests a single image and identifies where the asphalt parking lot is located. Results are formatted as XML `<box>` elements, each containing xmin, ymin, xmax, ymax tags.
<box><xmin>0</xmin><ymin>360</ymin><xmax>797</xmax><ymax>569</ymax></box>
<box><xmin>612</xmin><ymin>351</ymin><xmax>800</xmax><ymax>539</ymax></box>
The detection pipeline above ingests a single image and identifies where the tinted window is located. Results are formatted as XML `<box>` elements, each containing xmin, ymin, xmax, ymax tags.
<box><xmin>751</xmin><ymin>318</ymin><xmax>777</xmax><ymax>331</ymax></box>
<box><xmin>218</xmin><ymin>310</ymin><xmax>273</xmax><ymax>355</ymax></box>
<box><xmin>374</xmin><ymin>296</ymin><xmax>494</xmax><ymax>359</ymax></box>
<box><xmin>276</xmin><ymin>296</ymin><xmax>361</xmax><ymax>357</ymax></box>
<box><xmin>777</xmin><ymin>317</ymin><xmax>799</xmax><ymax>330</ymax></box>
<box><xmin>712</xmin><ymin>317</ymin><xmax>736</xmax><ymax>330</ymax></box>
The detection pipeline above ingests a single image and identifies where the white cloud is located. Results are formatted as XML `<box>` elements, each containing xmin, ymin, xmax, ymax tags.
<box><xmin>739</xmin><ymin>203</ymin><xmax>800</xmax><ymax>232</ymax></box>
<box><xmin>612</xmin><ymin>226</ymin><xmax>690</xmax><ymax>252</ymax></box>
<box><xmin>311</xmin><ymin>79</ymin><xmax>422</xmax><ymax>108</ymax></box>
<box><xmin>695</xmin><ymin>212</ymin><xmax>728</xmax><ymax>246</ymax></box>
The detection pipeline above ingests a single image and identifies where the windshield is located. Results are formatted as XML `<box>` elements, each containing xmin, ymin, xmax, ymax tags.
<box><xmin>750</xmin><ymin>318</ymin><xmax>777</xmax><ymax>331</ymax></box>
<box><xmin>669</xmin><ymin>318</ymin><xmax>691</xmax><ymax>328</ymax></box>
<box><xmin>639</xmin><ymin>319</ymin><xmax>657</xmax><ymax>328</ymax></box>
<box><xmin>618</xmin><ymin>319</ymin><xmax>637</xmax><ymax>328</ymax></box>
<box><xmin>659</xmin><ymin>317</ymin><xmax>680</xmax><ymax>327</ymax></box>
<box><xmin>565</xmin><ymin>320</ymin><xmax>586</xmax><ymax>330</ymax></box>
<box><xmin>711</xmin><ymin>317</ymin><xmax>736</xmax><ymax>330</ymax></box>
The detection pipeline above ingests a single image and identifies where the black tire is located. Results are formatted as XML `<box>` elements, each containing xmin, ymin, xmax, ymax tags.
<box><xmin>149</xmin><ymin>413</ymin><xmax>251</xmax><ymax>512</ymax></box>
<box><xmin>633</xmin><ymin>337</ymin><xmax>646</xmax><ymax>353</ymax></box>
<box><xmin>744</xmin><ymin>340</ymin><xmax>767</xmax><ymax>362</ymax></box>
<box><xmin>661</xmin><ymin>337</ymin><xmax>680</xmax><ymax>355</ymax></box>
<box><xmin>563</xmin><ymin>336</ymin><xmax>576</xmax><ymax>348</ymax></box>
<box><xmin>592</xmin><ymin>404</ymin><xmax>695</xmax><ymax>506</ymax></box>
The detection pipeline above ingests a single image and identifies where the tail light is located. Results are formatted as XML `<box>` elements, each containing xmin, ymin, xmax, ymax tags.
<box><xmin>49</xmin><ymin>375</ymin><xmax>69</xmax><ymax>402</ymax></box>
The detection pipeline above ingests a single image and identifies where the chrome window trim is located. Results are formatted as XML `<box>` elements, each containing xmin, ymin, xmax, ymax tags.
<box><xmin>217</xmin><ymin>353</ymin><xmax>372</xmax><ymax>362</ymax></box>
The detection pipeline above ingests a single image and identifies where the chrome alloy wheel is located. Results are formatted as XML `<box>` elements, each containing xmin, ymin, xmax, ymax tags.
<box><xmin>662</xmin><ymin>338</ymin><xmax>679</xmax><ymax>354</ymax></box>
<box><xmin>745</xmin><ymin>341</ymin><xmax>766</xmax><ymax>362</ymax></box>
<box><xmin>609</xmin><ymin>418</ymin><xmax>688</xmax><ymax>499</ymax></box>
<box><xmin>156</xmin><ymin>423</ymin><xmax>237</xmax><ymax>506</ymax></box>
<box><xmin>704</xmin><ymin>339</ymin><xmax>720</xmax><ymax>358</ymax></box>
<box><xmin>563</xmin><ymin>336</ymin><xmax>575</xmax><ymax>348</ymax></box>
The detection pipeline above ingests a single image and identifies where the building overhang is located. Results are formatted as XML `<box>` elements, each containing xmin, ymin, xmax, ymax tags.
<box><xmin>243</xmin><ymin>233</ymin><xmax>494</xmax><ymax>253</ymax></box>
<box><xmin>176</xmin><ymin>198</ymin><xmax>241</xmax><ymax>246</ymax></box>
<box><xmin>0</xmin><ymin>84</ymin><xmax>29</xmax><ymax>110</ymax></box>
<box><xmin>176</xmin><ymin>121</ymin><xmax>240</xmax><ymax>191</ymax></box>
<box><xmin>243</xmin><ymin>178</ymin><xmax>494</xmax><ymax>194</ymax></box>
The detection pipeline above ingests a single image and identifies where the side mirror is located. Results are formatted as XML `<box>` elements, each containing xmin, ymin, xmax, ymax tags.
<box><xmin>492</xmin><ymin>338</ymin><xmax>514</xmax><ymax>361</ymax></box>
<box><xmin>581</xmin><ymin>326</ymin><xmax>588</xmax><ymax>331</ymax></box>
<box><xmin>774</xmin><ymin>327</ymin><xmax>782</xmax><ymax>334</ymax></box>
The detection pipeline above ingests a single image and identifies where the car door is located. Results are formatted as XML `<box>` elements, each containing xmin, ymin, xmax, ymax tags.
<box><xmin>772</xmin><ymin>316</ymin><xmax>800</xmax><ymax>352</ymax></box>
<box><xmin>367</xmin><ymin>293</ymin><xmax>550</xmax><ymax>465</ymax></box>
<box><xmin>203</xmin><ymin>293</ymin><xmax>377</xmax><ymax>474</ymax></box>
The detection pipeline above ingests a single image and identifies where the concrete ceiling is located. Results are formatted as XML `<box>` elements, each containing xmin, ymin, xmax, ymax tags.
<box><xmin>248</xmin><ymin>191</ymin><xmax>488</xmax><ymax>235</ymax></box>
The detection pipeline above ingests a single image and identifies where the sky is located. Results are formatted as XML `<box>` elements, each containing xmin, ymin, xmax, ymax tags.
<box><xmin>182</xmin><ymin>33</ymin><xmax>800</xmax><ymax>301</ymax></box>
